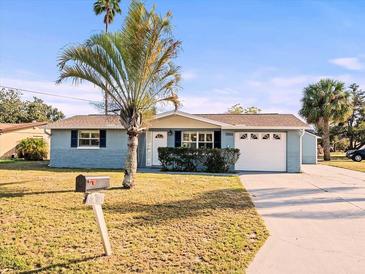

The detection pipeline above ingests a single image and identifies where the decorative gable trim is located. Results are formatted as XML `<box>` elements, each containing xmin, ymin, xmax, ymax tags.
<box><xmin>154</xmin><ymin>111</ymin><xmax>232</xmax><ymax>127</ymax></box>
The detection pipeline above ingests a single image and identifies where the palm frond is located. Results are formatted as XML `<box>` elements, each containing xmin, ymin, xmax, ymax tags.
<box><xmin>299</xmin><ymin>79</ymin><xmax>351</xmax><ymax>124</ymax></box>
<box><xmin>58</xmin><ymin>1</ymin><xmax>181</xmax><ymax>130</ymax></box>
<box><xmin>93</xmin><ymin>0</ymin><xmax>121</xmax><ymax>25</ymax></box>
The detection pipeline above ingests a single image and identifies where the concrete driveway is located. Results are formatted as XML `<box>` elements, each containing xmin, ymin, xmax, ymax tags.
<box><xmin>240</xmin><ymin>165</ymin><xmax>365</xmax><ymax>274</ymax></box>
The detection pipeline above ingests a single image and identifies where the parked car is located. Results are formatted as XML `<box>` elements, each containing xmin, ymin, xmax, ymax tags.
<box><xmin>346</xmin><ymin>145</ymin><xmax>365</xmax><ymax>162</ymax></box>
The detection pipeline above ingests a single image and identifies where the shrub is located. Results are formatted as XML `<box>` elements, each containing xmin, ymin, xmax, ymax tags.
<box><xmin>158</xmin><ymin>147</ymin><xmax>240</xmax><ymax>173</ymax></box>
<box><xmin>16</xmin><ymin>138</ymin><xmax>48</xmax><ymax>161</ymax></box>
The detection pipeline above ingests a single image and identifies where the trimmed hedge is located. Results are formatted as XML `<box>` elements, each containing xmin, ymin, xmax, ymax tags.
<box><xmin>158</xmin><ymin>147</ymin><xmax>240</xmax><ymax>173</ymax></box>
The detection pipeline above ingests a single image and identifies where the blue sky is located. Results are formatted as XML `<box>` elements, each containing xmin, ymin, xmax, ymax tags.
<box><xmin>1</xmin><ymin>0</ymin><xmax>365</xmax><ymax>117</ymax></box>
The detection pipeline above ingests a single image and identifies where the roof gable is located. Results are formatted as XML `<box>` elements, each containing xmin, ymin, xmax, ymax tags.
<box><xmin>0</xmin><ymin>122</ymin><xmax>47</xmax><ymax>133</ymax></box>
<box><xmin>153</xmin><ymin>111</ymin><xmax>230</xmax><ymax>127</ymax></box>
<box><xmin>149</xmin><ymin>113</ymin><xmax>221</xmax><ymax>129</ymax></box>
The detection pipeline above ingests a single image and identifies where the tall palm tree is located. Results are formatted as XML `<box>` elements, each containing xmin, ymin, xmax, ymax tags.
<box><xmin>94</xmin><ymin>0</ymin><xmax>121</xmax><ymax>33</ymax></box>
<box><xmin>299</xmin><ymin>79</ymin><xmax>350</xmax><ymax>161</ymax></box>
<box><xmin>57</xmin><ymin>2</ymin><xmax>181</xmax><ymax>188</ymax></box>
<box><xmin>94</xmin><ymin>0</ymin><xmax>122</xmax><ymax>114</ymax></box>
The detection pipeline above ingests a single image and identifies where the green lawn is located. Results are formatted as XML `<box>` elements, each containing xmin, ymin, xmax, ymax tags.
<box><xmin>330</xmin><ymin>152</ymin><xmax>346</xmax><ymax>157</ymax></box>
<box><xmin>0</xmin><ymin>161</ymin><xmax>268</xmax><ymax>273</ymax></box>
<box><xmin>0</xmin><ymin>159</ymin><xmax>16</xmax><ymax>164</ymax></box>
<box><xmin>321</xmin><ymin>160</ymin><xmax>365</xmax><ymax>172</ymax></box>
<box><xmin>318</xmin><ymin>152</ymin><xmax>347</xmax><ymax>161</ymax></box>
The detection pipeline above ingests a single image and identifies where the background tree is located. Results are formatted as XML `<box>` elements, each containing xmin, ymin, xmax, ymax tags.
<box><xmin>0</xmin><ymin>88</ymin><xmax>27</xmax><ymax>123</ymax></box>
<box><xmin>346</xmin><ymin>83</ymin><xmax>365</xmax><ymax>149</ymax></box>
<box><xmin>227</xmin><ymin>103</ymin><xmax>244</xmax><ymax>114</ymax></box>
<box><xmin>328</xmin><ymin>83</ymin><xmax>365</xmax><ymax>150</ymax></box>
<box><xmin>227</xmin><ymin>103</ymin><xmax>261</xmax><ymax>114</ymax></box>
<box><xmin>244</xmin><ymin>106</ymin><xmax>261</xmax><ymax>114</ymax></box>
<box><xmin>58</xmin><ymin>1</ymin><xmax>181</xmax><ymax>188</ymax></box>
<box><xmin>299</xmin><ymin>79</ymin><xmax>350</xmax><ymax>161</ymax></box>
<box><xmin>26</xmin><ymin>97</ymin><xmax>65</xmax><ymax>122</ymax></box>
<box><xmin>0</xmin><ymin>88</ymin><xmax>64</xmax><ymax>123</ymax></box>
<box><xmin>93</xmin><ymin>0</ymin><xmax>122</xmax><ymax>114</ymax></box>
<box><xmin>354</xmin><ymin>121</ymin><xmax>365</xmax><ymax>147</ymax></box>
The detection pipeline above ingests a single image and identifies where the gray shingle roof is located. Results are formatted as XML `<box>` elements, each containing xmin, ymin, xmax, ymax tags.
<box><xmin>47</xmin><ymin>113</ymin><xmax>308</xmax><ymax>129</ymax></box>
<box><xmin>196</xmin><ymin>113</ymin><xmax>308</xmax><ymax>127</ymax></box>
<box><xmin>46</xmin><ymin>115</ymin><xmax>124</xmax><ymax>129</ymax></box>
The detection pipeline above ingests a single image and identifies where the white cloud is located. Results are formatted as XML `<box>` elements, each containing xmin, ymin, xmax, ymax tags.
<box><xmin>180</xmin><ymin>95</ymin><xmax>237</xmax><ymax>114</ymax></box>
<box><xmin>329</xmin><ymin>57</ymin><xmax>363</xmax><ymax>70</ymax></box>
<box><xmin>179</xmin><ymin>88</ymin><xmax>259</xmax><ymax>114</ymax></box>
<box><xmin>181</xmin><ymin>70</ymin><xmax>197</xmax><ymax>81</ymax></box>
<box><xmin>211</xmin><ymin>87</ymin><xmax>239</xmax><ymax>95</ymax></box>
<box><xmin>270</xmin><ymin>76</ymin><xmax>310</xmax><ymax>87</ymax></box>
<box><xmin>248</xmin><ymin>75</ymin><xmax>328</xmax><ymax>89</ymax></box>
<box><xmin>245</xmin><ymin>75</ymin><xmax>321</xmax><ymax>112</ymax></box>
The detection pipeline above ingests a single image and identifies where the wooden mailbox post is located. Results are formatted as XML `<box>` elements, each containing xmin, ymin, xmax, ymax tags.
<box><xmin>75</xmin><ymin>175</ymin><xmax>112</xmax><ymax>256</ymax></box>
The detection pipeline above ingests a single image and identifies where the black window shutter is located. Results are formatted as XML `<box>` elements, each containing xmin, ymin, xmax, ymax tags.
<box><xmin>214</xmin><ymin>131</ymin><xmax>221</xmax><ymax>148</ymax></box>
<box><xmin>71</xmin><ymin>130</ymin><xmax>78</xmax><ymax>148</ymax></box>
<box><xmin>100</xmin><ymin>130</ymin><xmax>106</xmax><ymax>147</ymax></box>
<box><xmin>174</xmin><ymin>131</ymin><xmax>181</xmax><ymax>147</ymax></box>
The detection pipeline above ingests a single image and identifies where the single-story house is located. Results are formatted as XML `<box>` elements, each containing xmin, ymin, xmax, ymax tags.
<box><xmin>0</xmin><ymin>122</ymin><xmax>49</xmax><ymax>159</ymax></box>
<box><xmin>46</xmin><ymin>111</ymin><xmax>316</xmax><ymax>172</ymax></box>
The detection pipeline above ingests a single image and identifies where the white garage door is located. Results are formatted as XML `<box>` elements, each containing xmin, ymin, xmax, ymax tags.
<box><xmin>235</xmin><ymin>132</ymin><xmax>287</xmax><ymax>172</ymax></box>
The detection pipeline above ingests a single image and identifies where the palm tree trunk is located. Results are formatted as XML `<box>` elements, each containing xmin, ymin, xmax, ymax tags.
<box><xmin>349</xmin><ymin>135</ymin><xmax>354</xmax><ymax>150</ymax></box>
<box><xmin>104</xmin><ymin>91</ymin><xmax>108</xmax><ymax>115</ymax></box>
<box><xmin>122</xmin><ymin>131</ymin><xmax>138</xmax><ymax>188</ymax></box>
<box><xmin>348</xmin><ymin>117</ymin><xmax>354</xmax><ymax>149</ymax></box>
<box><xmin>104</xmin><ymin>21</ymin><xmax>109</xmax><ymax>115</ymax></box>
<box><xmin>323</xmin><ymin>118</ymin><xmax>331</xmax><ymax>161</ymax></box>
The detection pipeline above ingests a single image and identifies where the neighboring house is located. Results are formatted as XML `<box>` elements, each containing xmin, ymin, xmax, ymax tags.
<box><xmin>302</xmin><ymin>130</ymin><xmax>320</xmax><ymax>164</ymax></box>
<box><xmin>0</xmin><ymin>122</ymin><xmax>49</xmax><ymax>159</ymax></box>
<box><xmin>47</xmin><ymin>111</ymin><xmax>312</xmax><ymax>172</ymax></box>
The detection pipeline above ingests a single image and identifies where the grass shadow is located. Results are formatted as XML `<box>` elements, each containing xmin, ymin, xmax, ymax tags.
<box><xmin>0</xmin><ymin>180</ymin><xmax>31</xmax><ymax>187</ymax></box>
<box><xmin>103</xmin><ymin>188</ymin><xmax>254</xmax><ymax>226</ymax></box>
<box><xmin>0</xmin><ymin>160</ymin><xmax>124</xmax><ymax>173</ymax></box>
<box><xmin>19</xmin><ymin>255</ymin><xmax>104</xmax><ymax>273</ymax></box>
<box><xmin>0</xmin><ymin>189</ymin><xmax>75</xmax><ymax>198</ymax></box>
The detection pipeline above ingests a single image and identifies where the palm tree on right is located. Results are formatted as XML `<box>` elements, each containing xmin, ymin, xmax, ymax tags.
<box><xmin>300</xmin><ymin>79</ymin><xmax>351</xmax><ymax>161</ymax></box>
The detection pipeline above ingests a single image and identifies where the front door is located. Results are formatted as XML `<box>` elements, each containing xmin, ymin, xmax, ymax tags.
<box><xmin>152</xmin><ymin>131</ymin><xmax>167</xmax><ymax>165</ymax></box>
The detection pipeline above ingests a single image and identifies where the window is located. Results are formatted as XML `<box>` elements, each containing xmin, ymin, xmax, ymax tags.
<box><xmin>262</xmin><ymin>133</ymin><xmax>270</xmax><ymax>140</ymax></box>
<box><xmin>182</xmin><ymin>131</ymin><xmax>213</xmax><ymax>148</ymax></box>
<box><xmin>273</xmin><ymin>133</ymin><xmax>281</xmax><ymax>140</ymax></box>
<box><xmin>182</xmin><ymin>132</ymin><xmax>197</xmax><ymax>148</ymax></box>
<box><xmin>198</xmin><ymin>132</ymin><xmax>213</xmax><ymax>148</ymax></box>
<box><xmin>240</xmin><ymin>133</ymin><xmax>248</xmax><ymax>140</ymax></box>
<box><xmin>78</xmin><ymin>130</ymin><xmax>100</xmax><ymax>147</ymax></box>
<box><xmin>250</xmin><ymin>133</ymin><xmax>258</xmax><ymax>140</ymax></box>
